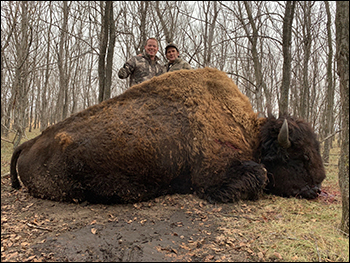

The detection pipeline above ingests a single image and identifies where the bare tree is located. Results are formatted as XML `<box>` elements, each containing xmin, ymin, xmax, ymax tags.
<box><xmin>55</xmin><ymin>1</ymin><xmax>70</xmax><ymax>121</ymax></box>
<box><xmin>323</xmin><ymin>1</ymin><xmax>335</xmax><ymax>163</ymax></box>
<box><xmin>335</xmin><ymin>1</ymin><xmax>349</xmax><ymax>235</ymax></box>
<box><xmin>204</xmin><ymin>1</ymin><xmax>219</xmax><ymax>67</ymax></box>
<box><xmin>41</xmin><ymin>2</ymin><xmax>53</xmax><ymax>131</ymax></box>
<box><xmin>1</xmin><ymin>1</ymin><xmax>19</xmax><ymax>136</ymax></box>
<box><xmin>154</xmin><ymin>2</ymin><xmax>173</xmax><ymax>43</ymax></box>
<box><xmin>241</xmin><ymin>1</ymin><xmax>267</xmax><ymax>113</ymax></box>
<box><xmin>279</xmin><ymin>1</ymin><xmax>296</xmax><ymax>116</ymax></box>
<box><xmin>28</xmin><ymin>14</ymin><xmax>40</xmax><ymax>132</ymax></box>
<box><xmin>12</xmin><ymin>1</ymin><xmax>32</xmax><ymax>148</ymax></box>
<box><xmin>105</xmin><ymin>1</ymin><xmax>115</xmax><ymax>101</ymax></box>
<box><xmin>299</xmin><ymin>1</ymin><xmax>312</xmax><ymax>121</ymax></box>
<box><xmin>98</xmin><ymin>1</ymin><xmax>116</xmax><ymax>102</ymax></box>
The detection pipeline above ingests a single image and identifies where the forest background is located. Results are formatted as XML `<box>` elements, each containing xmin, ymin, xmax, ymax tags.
<box><xmin>1</xmin><ymin>1</ymin><xmax>349</xmax><ymax>234</ymax></box>
<box><xmin>0</xmin><ymin>1</ymin><xmax>341</xmax><ymax>149</ymax></box>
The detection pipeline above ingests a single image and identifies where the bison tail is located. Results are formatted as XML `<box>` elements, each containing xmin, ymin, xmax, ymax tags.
<box><xmin>10</xmin><ymin>144</ymin><xmax>24</xmax><ymax>189</ymax></box>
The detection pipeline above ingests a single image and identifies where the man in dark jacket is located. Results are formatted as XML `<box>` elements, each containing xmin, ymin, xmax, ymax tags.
<box><xmin>164</xmin><ymin>43</ymin><xmax>192</xmax><ymax>72</ymax></box>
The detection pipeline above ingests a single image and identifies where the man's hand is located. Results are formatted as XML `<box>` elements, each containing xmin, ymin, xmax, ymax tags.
<box><xmin>118</xmin><ymin>68</ymin><xmax>128</xmax><ymax>79</ymax></box>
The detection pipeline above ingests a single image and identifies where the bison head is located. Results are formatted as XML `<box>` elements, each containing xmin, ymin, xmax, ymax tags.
<box><xmin>258</xmin><ymin>115</ymin><xmax>326</xmax><ymax>199</ymax></box>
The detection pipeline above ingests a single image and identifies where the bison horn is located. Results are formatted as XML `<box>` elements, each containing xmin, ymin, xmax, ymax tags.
<box><xmin>278</xmin><ymin>119</ymin><xmax>291</xmax><ymax>149</ymax></box>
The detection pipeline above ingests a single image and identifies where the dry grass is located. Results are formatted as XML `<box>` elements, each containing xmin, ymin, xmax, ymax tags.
<box><xmin>218</xmin><ymin>146</ymin><xmax>348</xmax><ymax>262</ymax></box>
<box><xmin>1</xmin><ymin>130</ymin><xmax>348</xmax><ymax>262</ymax></box>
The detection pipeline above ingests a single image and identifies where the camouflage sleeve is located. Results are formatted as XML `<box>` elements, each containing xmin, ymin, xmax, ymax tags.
<box><xmin>119</xmin><ymin>56</ymin><xmax>137</xmax><ymax>78</ymax></box>
<box><xmin>179</xmin><ymin>59</ymin><xmax>192</xmax><ymax>70</ymax></box>
<box><xmin>183</xmin><ymin>62</ymin><xmax>192</xmax><ymax>70</ymax></box>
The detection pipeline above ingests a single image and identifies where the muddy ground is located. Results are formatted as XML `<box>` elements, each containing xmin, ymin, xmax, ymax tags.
<box><xmin>1</xmin><ymin>173</ymin><xmax>257</xmax><ymax>262</ymax></box>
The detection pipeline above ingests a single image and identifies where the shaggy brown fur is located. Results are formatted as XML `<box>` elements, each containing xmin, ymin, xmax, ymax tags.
<box><xmin>11</xmin><ymin>67</ymin><xmax>324</xmax><ymax>204</ymax></box>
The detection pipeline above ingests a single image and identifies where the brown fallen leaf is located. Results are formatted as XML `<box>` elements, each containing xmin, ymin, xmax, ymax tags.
<box><xmin>239</xmin><ymin>242</ymin><xmax>247</xmax><ymax>247</ymax></box>
<box><xmin>6</xmin><ymin>252</ymin><xmax>19</xmax><ymax>260</ymax></box>
<box><xmin>273</xmin><ymin>252</ymin><xmax>283</xmax><ymax>259</ymax></box>
<box><xmin>204</xmin><ymin>255</ymin><xmax>215</xmax><ymax>261</ymax></box>
<box><xmin>133</xmin><ymin>203</ymin><xmax>142</xmax><ymax>209</ymax></box>
<box><xmin>179</xmin><ymin>244</ymin><xmax>191</xmax><ymax>250</ymax></box>
<box><xmin>91</xmin><ymin>228</ymin><xmax>97</xmax><ymax>234</ymax></box>
<box><xmin>21</xmin><ymin>241</ymin><xmax>30</xmax><ymax>247</ymax></box>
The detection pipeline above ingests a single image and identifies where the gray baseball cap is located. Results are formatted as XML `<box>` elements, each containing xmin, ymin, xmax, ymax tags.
<box><xmin>165</xmin><ymin>43</ymin><xmax>179</xmax><ymax>52</ymax></box>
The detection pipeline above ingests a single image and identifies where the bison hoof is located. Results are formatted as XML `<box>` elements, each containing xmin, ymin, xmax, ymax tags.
<box><xmin>199</xmin><ymin>161</ymin><xmax>268</xmax><ymax>203</ymax></box>
<box><xmin>297</xmin><ymin>185</ymin><xmax>321</xmax><ymax>199</ymax></box>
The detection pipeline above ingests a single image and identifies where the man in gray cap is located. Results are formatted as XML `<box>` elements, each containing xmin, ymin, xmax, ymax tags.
<box><xmin>164</xmin><ymin>43</ymin><xmax>192</xmax><ymax>72</ymax></box>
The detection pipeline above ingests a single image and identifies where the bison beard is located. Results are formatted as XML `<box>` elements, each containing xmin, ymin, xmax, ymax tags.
<box><xmin>10</xmin><ymin>68</ymin><xmax>326</xmax><ymax>204</ymax></box>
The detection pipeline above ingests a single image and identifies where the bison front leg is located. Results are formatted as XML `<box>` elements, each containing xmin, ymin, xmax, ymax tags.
<box><xmin>197</xmin><ymin>161</ymin><xmax>268</xmax><ymax>203</ymax></box>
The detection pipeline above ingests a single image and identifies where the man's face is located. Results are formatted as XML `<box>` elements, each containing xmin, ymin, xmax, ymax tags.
<box><xmin>145</xmin><ymin>39</ymin><xmax>159</xmax><ymax>58</ymax></box>
<box><xmin>166</xmin><ymin>47</ymin><xmax>179</xmax><ymax>63</ymax></box>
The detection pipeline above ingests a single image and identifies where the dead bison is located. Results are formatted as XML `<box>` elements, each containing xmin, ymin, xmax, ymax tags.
<box><xmin>11</xmin><ymin>67</ymin><xmax>326</xmax><ymax>204</ymax></box>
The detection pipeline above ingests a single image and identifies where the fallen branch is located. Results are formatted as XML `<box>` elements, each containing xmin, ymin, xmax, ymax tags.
<box><xmin>218</xmin><ymin>213</ymin><xmax>259</xmax><ymax>221</ymax></box>
<box><xmin>320</xmin><ymin>129</ymin><xmax>342</xmax><ymax>143</ymax></box>
<box><xmin>1</xmin><ymin>173</ymin><xmax>10</xmax><ymax>178</ymax></box>
<box><xmin>26</xmin><ymin>223</ymin><xmax>52</xmax><ymax>232</ymax></box>
<box><xmin>334</xmin><ymin>227</ymin><xmax>349</xmax><ymax>238</ymax></box>
<box><xmin>1</xmin><ymin>137</ymin><xmax>13</xmax><ymax>144</ymax></box>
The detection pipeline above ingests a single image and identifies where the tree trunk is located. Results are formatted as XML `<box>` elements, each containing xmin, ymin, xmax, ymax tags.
<box><xmin>154</xmin><ymin>2</ymin><xmax>172</xmax><ymax>43</ymax></box>
<box><xmin>336</xmin><ymin>1</ymin><xmax>349</xmax><ymax>235</ymax></box>
<box><xmin>136</xmin><ymin>1</ymin><xmax>149</xmax><ymax>55</ymax></box>
<box><xmin>242</xmin><ymin>1</ymin><xmax>266</xmax><ymax>113</ymax></box>
<box><xmin>105</xmin><ymin>1</ymin><xmax>115</xmax><ymax>101</ymax></box>
<box><xmin>56</xmin><ymin>1</ymin><xmax>69</xmax><ymax>122</ymax></box>
<box><xmin>98</xmin><ymin>1</ymin><xmax>108</xmax><ymax>103</ymax></box>
<box><xmin>40</xmin><ymin>3</ymin><xmax>52</xmax><ymax>131</ymax></box>
<box><xmin>13</xmin><ymin>1</ymin><xmax>30</xmax><ymax>149</ymax></box>
<box><xmin>1</xmin><ymin>2</ymin><xmax>17</xmax><ymax>137</ymax></box>
<box><xmin>98</xmin><ymin>1</ymin><xmax>115</xmax><ymax>102</ymax></box>
<box><xmin>279</xmin><ymin>1</ymin><xmax>296</xmax><ymax>116</ymax></box>
<box><xmin>300</xmin><ymin>1</ymin><xmax>312</xmax><ymax>121</ymax></box>
<box><xmin>202</xmin><ymin>1</ymin><xmax>219</xmax><ymax>67</ymax></box>
<box><xmin>206</xmin><ymin>1</ymin><xmax>218</xmax><ymax>67</ymax></box>
<box><xmin>323</xmin><ymin>1</ymin><xmax>335</xmax><ymax>164</ymax></box>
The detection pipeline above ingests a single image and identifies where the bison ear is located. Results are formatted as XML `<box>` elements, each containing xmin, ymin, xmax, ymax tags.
<box><xmin>278</xmin><ymin>119</ymin><xmax>291</xmax><ymax>149</ymax></box>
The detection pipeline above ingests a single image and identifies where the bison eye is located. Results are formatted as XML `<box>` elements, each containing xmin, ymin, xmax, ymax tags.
<box><xmin>304</xmin><ymin>154</ymin><xmax>310</xmax><ymax>161</ymax></box>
